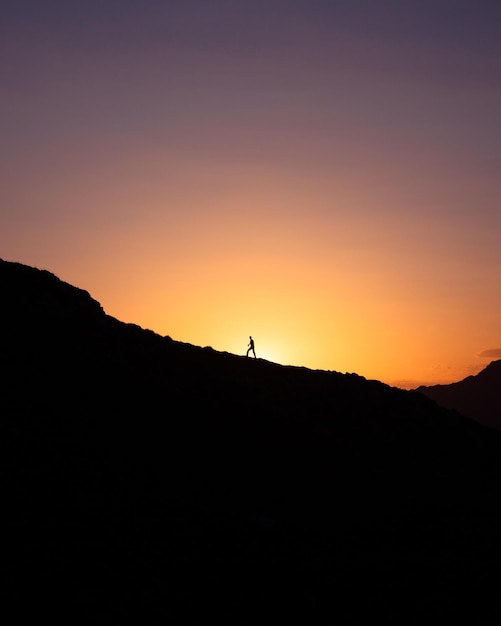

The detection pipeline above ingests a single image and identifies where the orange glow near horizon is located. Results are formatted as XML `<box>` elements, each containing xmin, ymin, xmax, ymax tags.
<box><xmin>2</xmin><ymin>3</ymin><xmax>501</xmax><ymax>389</ymax></box>
<box><xmin>5</xmin><ymin>153</ymin><xmax>501</xmax><ymax>388</ymax></box>
<box><xmin>32</xmin><ymin>180</ymin><xmax>497</xmax><ymax>390</ymax></box>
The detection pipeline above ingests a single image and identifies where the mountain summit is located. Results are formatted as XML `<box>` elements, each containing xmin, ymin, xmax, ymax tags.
<box><xmin>2</xmin><ymin>258</ymin><xmax>501</xmax><ymax>624</ymax></box>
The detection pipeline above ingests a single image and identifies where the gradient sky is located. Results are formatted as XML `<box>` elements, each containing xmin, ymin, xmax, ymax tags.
<box><xmin>2</xmin><ymin>0</ymin><xmax>501</xmax><ymax>387</ymax></box>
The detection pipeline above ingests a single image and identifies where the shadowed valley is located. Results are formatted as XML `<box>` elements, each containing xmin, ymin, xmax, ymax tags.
<box><xmin>2</xmin><ymin>258</ymin><xmax>501</xmax><ymax>624</ymax></box>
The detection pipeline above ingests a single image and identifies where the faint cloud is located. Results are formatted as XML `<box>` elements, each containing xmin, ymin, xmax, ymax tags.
<box><xmin>462</xmin><ymin>363</ymin><xmax>484</xmax><ymax>376</ymax></box>
<box><xmin>477</xmin><ymin>348</ymin><xmax>501</xmax><ymax>359</ymax></box>
<box><xmin>431</xmin><ymin>363</ymin><xmax>452</xmax><ymax>373</ymax></box>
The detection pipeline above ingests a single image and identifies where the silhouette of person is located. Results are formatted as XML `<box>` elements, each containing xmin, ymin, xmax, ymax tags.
<box><xmin>247</xmin><ymin>336</ymin><xmax>256</xmax><ymax>358</ymax></box>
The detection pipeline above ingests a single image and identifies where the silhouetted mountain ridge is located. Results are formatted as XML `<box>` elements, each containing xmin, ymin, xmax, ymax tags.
<box><xmin>417</xmin><ymin>360</ymin><xmax>501</xmax><ymax>430</ymax></box>
<box><xmin>2</xmin><ymin>258</ymin><xmax>501</xmax><ymax>624</ymax></box>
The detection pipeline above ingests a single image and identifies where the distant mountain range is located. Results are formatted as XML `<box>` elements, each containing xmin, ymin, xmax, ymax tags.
<box><xmin>2</xmin><ymin>257</ymin><xmax>501</xmax><ymax>624</ymax></box>
<box><xmin>417</xmin><ymin>360</ymin><xmax>501</xmax><ymax>430</ymax></box>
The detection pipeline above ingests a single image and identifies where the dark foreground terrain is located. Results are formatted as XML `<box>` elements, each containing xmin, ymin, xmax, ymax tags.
<box><xmin>2</xmin><ymin>258</ymin><xmax>501</xmax><ymax>624</ymax></box>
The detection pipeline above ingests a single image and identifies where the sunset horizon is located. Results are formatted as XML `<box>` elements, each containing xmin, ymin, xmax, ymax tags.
<box><xmin>3</xmin><ymin>254</ymin><xmax>500</xmax><ymax>391</ymax></box>
<box><xmin>2</xmin><ymin>1</ymin><xmax>500</xmax><ymax>390</ymax></box>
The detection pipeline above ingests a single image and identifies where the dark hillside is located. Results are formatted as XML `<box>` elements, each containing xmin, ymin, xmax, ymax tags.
<box><xmin>417</xmin><ymin>360</ymin><xmax>501</xmax><ymax>430</ymax></box>
<box><xmin>2</xmin><ymin>258</ymin><xmax>501</xmax><ymax>624</ymax></box>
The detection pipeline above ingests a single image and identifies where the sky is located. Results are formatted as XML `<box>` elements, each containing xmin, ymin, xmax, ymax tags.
<box><xmin>1</xmin><ymin>0</ymin><xmax>500</xmax><ymax>388</ymax></box>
